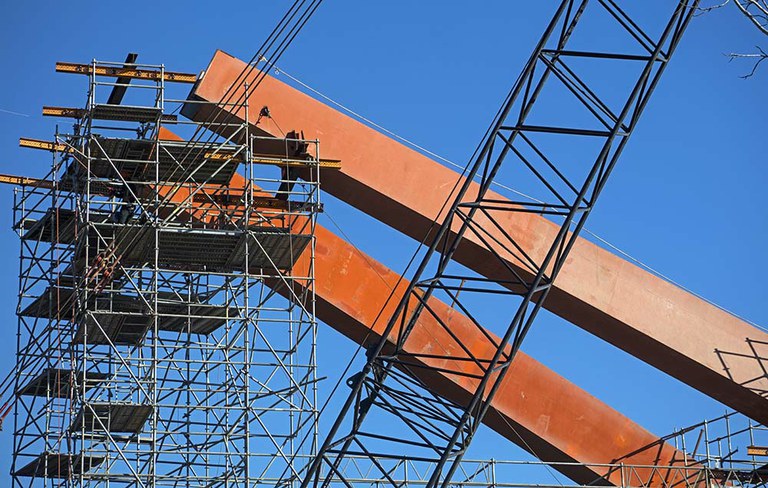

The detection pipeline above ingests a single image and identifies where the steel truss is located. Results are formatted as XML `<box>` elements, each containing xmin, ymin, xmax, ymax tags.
<box><xmin>11</xmin><ymin>57</ymin><xmax>321</xmax><ymax>487</ymax></box>
<box><xmin>302</xmin><ymin>2</ymin><xmax>699</xmax><ymax>488</ymax></box>
<box><xmin>293</xmin><ymin>411</ymin><xmax>768</xmax><ymax>487</ymax></box>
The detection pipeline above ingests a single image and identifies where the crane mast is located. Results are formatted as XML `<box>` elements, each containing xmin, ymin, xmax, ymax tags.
<box><xmin>301</xmin><ymin>1</ymin><xmax>699</xmax><ymax>487</ymax></box>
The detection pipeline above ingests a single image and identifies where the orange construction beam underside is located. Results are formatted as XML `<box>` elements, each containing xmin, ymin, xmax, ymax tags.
<box><xmin>154</xmin><ymin>128</ymin><xmax>682</xmax><ymax>485</ymax></box>
<box><xmin>184</xmin><ymin>50</ymin><xmax>768</xmax><ymax>425</ymax></box>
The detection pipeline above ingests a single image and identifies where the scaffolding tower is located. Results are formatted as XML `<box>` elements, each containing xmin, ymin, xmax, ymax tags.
<box><xmin>10</xmin><ymin>57</ymin><xmax>321</xmax><ymax>487</ymax></box>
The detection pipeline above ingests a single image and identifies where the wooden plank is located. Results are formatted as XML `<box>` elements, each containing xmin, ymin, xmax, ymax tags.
<box><xmin>747</xmin><ymin>446</ymin><xmax>768</xmax><ymax>457</ymax></box>
<box><xmin>55</xmin><ymin>61</ymin><xmax>197</xmax><ymax>84</ymax></box>
<box><xmin>19</xmin><ymin>137</ymin><xmax>72</xmax><ymax>153</ymax></box>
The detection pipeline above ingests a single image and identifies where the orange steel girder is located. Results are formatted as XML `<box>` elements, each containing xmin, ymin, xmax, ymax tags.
<box><xmin>184</xmin><ymin>50</ymin><xmax>768</xmax><ymax>425</ymax></box>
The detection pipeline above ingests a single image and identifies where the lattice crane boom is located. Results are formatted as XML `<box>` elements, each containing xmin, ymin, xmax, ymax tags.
<box><xmin>301</xmin><ymin>1</ymin><xmax>700</xmax><ymax>487</ymax></box>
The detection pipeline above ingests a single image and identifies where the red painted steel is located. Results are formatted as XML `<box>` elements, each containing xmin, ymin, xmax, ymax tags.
<box><xmin>184</xmin><ymin>50</ymin><xmax>768</xmax><ymax>425</ymax></box>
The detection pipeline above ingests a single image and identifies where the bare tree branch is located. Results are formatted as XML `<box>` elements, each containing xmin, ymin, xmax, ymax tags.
<box><xmin>733</xmin><ymin>0</ymin><xmax>768</xmax><ymax>35</ymax></box>
<box><xmin>695</xmin><ymin>0</ymin><xmax>731</xmax><ymax>15</ymax></box>
<box><xmin>727</xmin><ymin>45</ymin><xmax>768</xmax><ymax>77</ymax></box>
<box><xmin>700</xmin><ymin>0</ymin><xmax>767</xmax><ymax>76</ymax></box>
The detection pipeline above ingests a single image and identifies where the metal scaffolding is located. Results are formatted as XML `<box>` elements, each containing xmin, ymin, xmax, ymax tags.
<box><xmin>10</xmin><ymin>56</ymin><xmax>321</xmax><ymax>486</ymax></box>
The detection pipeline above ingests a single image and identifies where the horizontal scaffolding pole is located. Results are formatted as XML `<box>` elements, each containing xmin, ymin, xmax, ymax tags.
<box><xmin>55</xmin><ymin>61</ymin><xmax>197</xmax><ymax>83</ymax></box>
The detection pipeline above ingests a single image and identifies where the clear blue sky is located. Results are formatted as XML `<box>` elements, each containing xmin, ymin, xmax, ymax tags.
<box><xmin>0</xmin><ymin>0</ymin><xmax>765</xmax><ymax>482</ymax></box>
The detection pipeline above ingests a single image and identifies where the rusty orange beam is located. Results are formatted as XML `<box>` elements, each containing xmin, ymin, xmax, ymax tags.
<box><xmin>184</xmin><ymin>50</ymin><xmax>768</xmax><ymax>425</ymax></box>
<box><xmin>148</xmin><ymin>131</ymin><xmax>682</xmax><ymax>484</ymax></box>
<box><xmin>175</xmin><ymin>180</ymin><xmax>686</xmax><ymax>485</ymax></box>
<box><xmin>304</xmin><ymin>219</ymin><xmax>687</xmax><ymax>486</ymax></box>
<box><xmin>55</xmin><ymin>61</ymin><xmax>197</xmax><ymax>84</ymax></box>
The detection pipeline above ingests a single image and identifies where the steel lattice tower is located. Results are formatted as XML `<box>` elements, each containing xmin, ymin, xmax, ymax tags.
<box><xmin>11</xmin><ymin>57</ymin><xmax>321</xmax><ymax>486</ymax></box>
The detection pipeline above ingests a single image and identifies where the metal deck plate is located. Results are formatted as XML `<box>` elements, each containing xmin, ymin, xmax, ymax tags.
<box><xmin>22</xmin><ymin>208</ymin><xmax>78</xmax><ymax>244</ymax></box>
<box><xmin>17</xmin><ymin>368</ymin><xmax>108</xmax><ymax>398</ymax></box>
<box><xmin>19</xmin><ymin>286</ymin><xmax>129</xmax><ymax>320</ymax></box>
<box><xmin>87</xmin><ymin>225</ymin><xmax>311</xmax><ymax>272</ymax></box>
<box><xmin>158</xmin><ymin>301</ymin><xmax>240</xmax><ymax>335</ymax></box>
<box><xmin>84</xmin><ymin>136</ymin><xmax>240</xmax><ymax>185</ymax></box>
<box><xmin>22</xmin><ymin>286</ymin><xmax>237</xmax><ymax>338</ymax></box>
<box><xmin>154</xmin><ymin>140</ymin><xmax>240</xmax><ymax>184</ymax></box>
<box><xmin>158</xmin><ymin>227</ymin><xmax>312</xmax><ymax>271</ymax></box>
<box><xmin>14</xmin><ymin>452</ymin><xmax>105</xmax><ymax>478</ymax></box>
<box><xmin>73</xmin><ymin>312</ymin><xmax>151</xmax><ymax>346</ymax></box>
<box><xmin>91</xmin><ymin>104</ymin><xmax>163</xmax><ymax>123</ymax></box>
<box><xmin>88</xmin><ymin>137</ymin><xmax>154</xmax><ymax>182</ymax></box>
<box><xmin>19</xmin><ymin>287</ymin><xmax>76</xmax><ymax>319</ymax></box>
<box><xmin>21</xmin><ymin>208</ymin><xmax>111</xmax><ymax>244</ymax></box>
<box><xmin>70</xmin><ymin>403</ymin><xmax>152</xmax><ymax>434</ymax></box>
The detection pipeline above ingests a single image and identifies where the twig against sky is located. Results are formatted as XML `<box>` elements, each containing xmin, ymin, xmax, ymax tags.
<box><xmin>698</xmin><ymin>0</ymin><xmax>768</xmax><ymax>77</ymax></box>
<box><xmin>728</xmin><ymin>45</ymin><xmax>768</xmax><ymax>77</ymax></box>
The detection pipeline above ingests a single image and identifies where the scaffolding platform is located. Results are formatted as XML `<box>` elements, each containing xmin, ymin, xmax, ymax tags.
<box><xmin>74</xmin><ymin>311</ymin><xmax>151</xmax><ymax>346</ymax></box>
<box><xmin>44</xmin><ymin>105</ymin><xmax>177</xmax><ymax>124</ymax></box>
<box><xmin>59</xmin><ymin>177</ymin><xmax>125</xmax><ymax>199</ymax></box>
<box><xmin>14</xmin><ymin>452</ymin><xmax>105</xmax><ymax>478</ymax></box>
<box><xmin>21</xmin><ymin>208</ymin><xmax>111</xmax><ymax>244</ymax></box>
<box><xmin>72</xmin><ymin>299</ymin><xmax>238</xmax><ymax>343</ymax></box>
<box><xmin>19</xmin><ymin>287</ymin><xmax>75</xmax><ymax>319</ymax></box>
<box><xmin>21</xmin><ymin>285</ymin><xmax>238</xmax><ymax>337</ymax></box>
<box><xmin>74</xmin><ymin>293</ymin><xmax>147</xmax><ymax>346</ymax></box>
<box><xmin>82</xmin><ymin>224</ymin><xmax>311</xmax><ymax>272</ymax></box>
<box><xmin>83</xmin><ymin>136</ymin><xmax>240</xmax><ymax>185</ymax></box>
<box><xmin>19</xmin><ymin>286</ymin><xmax>127</xmax><ymax>320</ymax></box>
<box><xmin>70</xmin><ymin>403</ymin><xmax>152</xmax><ymax>434</ymax></box>
<box><xmin>156</xmin><ymin>298</ymin><xmax>239</xmax><ymax>335</ymax></box>
<box><xmin>91</xmin><ymin>104</ymin><xmax>164</xmax><ymax>123</ymax></box>
<box><xmin>17</xmin><ymin>368</ymin><xmax>109</xmax><ymax>398</ymax></box>
<box><xmin>158</xmin><ymin>227</ymin><xmax>311</xmax><ymax>271</ymax></box>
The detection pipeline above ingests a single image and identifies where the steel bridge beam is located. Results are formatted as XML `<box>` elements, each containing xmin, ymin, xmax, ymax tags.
<box><xmin>300</xmin><ymin>222</ymin><xmax>682</xmax><ymax>486</ymax></box>
<box><xmin>183</xmin><ymin>50</ymin><xmax>768</xmax><ymax>424</ymax></box>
